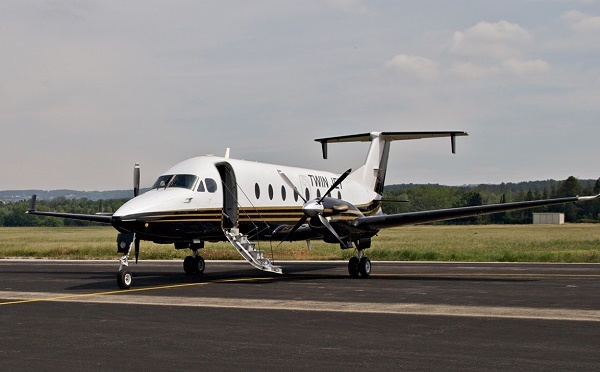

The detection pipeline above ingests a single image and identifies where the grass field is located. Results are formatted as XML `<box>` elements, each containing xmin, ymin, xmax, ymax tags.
<box><xmin>0</xmin><ymin>224</ymin><xmax>599</xmax><ymax>262</ymax></box>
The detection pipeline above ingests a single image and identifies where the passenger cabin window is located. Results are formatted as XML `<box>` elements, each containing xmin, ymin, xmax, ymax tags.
<box><xmin>305</xmin><ymin>188</ymin><xmax>310</xmax><ymax>201</ymax></box>
<box><xmin>268</xmin><ymin>185</ymin><xmax>274</xmax><ymax>200</ymax></box>
<box><xmin>316</xmin><ymin>190</ymin><xmax>321</xmax><ymax>198</ymax></box>
<box><xmin>197</xmin><ymin>180</ymin><xmax>205</xmax><ymax>192</ymax></box>
<box><xmin>255</xmin><ymin>183</ymin><xmax>261</xmax><ymax>199</ymax></box>
<box><xmin>281</xmin><ymin>186</ymin><xmax>287</xmax><ymax>201</ymax></box>
<box><xmin>205</xmin><ymin>178</ymin><xmax>218</xmax><ymax>193</ymax></box>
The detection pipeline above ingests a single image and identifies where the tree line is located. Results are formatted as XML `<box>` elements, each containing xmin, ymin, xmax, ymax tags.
<box><xmin>0</xmin><ymin>197</ymin><xmax>128</xmax><ymax>227</ymax></box>
<box><xmin>382</xmin><ymin>176</ymin><xmax>600</xmax><ymax>224</ymax></box>
<box><xmin>1</xmin><ymin>176</ymin><xmax>598</xmax><ymax>227</ymax></box>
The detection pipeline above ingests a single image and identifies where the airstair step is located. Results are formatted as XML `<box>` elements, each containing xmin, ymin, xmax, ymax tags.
<box><xmin>223</xmin><ymin>229</ymin><xmax>283</xmax><ymax>274</ymax></box>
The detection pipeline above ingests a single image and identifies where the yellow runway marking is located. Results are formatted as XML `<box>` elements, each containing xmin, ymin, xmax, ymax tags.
<box><xmin>0</xmin><ymin>276</ymin><xmax>273</xmax><ymax>307</ymax></box>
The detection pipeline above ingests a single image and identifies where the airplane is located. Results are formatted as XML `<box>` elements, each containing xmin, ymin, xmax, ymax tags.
<box><xmin>26</xmin><ymin>131</ymin><xmax>600</xmax><ymax>289</ymax></box>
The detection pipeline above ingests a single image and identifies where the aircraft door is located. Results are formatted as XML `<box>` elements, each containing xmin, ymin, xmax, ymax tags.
<box><xmin>216</xmin><ymin>163</ymin><xmax>238</xmax><ymax>229</ymax></box>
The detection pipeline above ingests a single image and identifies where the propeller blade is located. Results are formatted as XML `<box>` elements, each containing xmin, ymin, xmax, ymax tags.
<box><xmin>284</xmin><ymin>216</ymin><xmax>308</xmax><ymax>241</ymax></box>
<box><xmin>133</xmin><ymin>163</ymin><xmax>140</xmax><ymax>197</ymax></box>
<box><xmin>319</xmin><ymin>168</ymin><xmax>351</xmax><ymax>203</ymax></box>
<box><xmin>277</xmin><ymin>170</ymin><xmax>307</xmax><ymax>202</ymax></box>
<box><xmin>134</xmin><ymin>237</ymin><xmax>140</xmax><ymax>264</ymax></box>
<box><xmin>318</xmin><ymin>214</ymin><xmax>347</xmax><ymax>247</ymax></box>
<box><xmin>276</xmin><ymin>215</ymin><xmax>308</xmax><ymax>248</ymax></box>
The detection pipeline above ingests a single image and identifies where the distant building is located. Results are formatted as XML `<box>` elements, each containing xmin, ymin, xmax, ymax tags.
<box><xmin>533</xmin><ymin>213</ymin><xmax>564</xmax><ymax>225</ymax></box>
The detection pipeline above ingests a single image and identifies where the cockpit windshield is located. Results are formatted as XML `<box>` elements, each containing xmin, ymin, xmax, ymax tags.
<box><xmin>152</xmin><ymin>174</ymin><xmax>198</xmax><ymax>190</ymax></box>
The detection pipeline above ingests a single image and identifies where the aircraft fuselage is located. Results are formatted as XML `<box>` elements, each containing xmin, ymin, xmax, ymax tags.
<box><xmin>111</xmin><ymin>155</ymin><xmax>381</xmax><ymax>244</ymax></box>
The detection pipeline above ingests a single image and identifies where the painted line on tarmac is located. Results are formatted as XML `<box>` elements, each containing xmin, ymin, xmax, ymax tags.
<box><xmin>0</xmin><ymin>276</ymin><xmax>274</xmax><ymax>306</ymax></box>
<box><xmin>1</xmin><ymin>289</ymin><xmax>599</xmax><ymax>322</ymax></box>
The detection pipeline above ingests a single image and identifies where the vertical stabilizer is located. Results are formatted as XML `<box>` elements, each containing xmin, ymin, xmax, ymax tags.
<box><xmin>347</xmin><ymin>132</ymin><xmax>389</xmax><ymax>194</ymax></box>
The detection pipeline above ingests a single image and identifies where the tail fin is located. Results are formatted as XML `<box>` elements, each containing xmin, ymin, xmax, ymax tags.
<box><xmin>315</xmin><ymin>131</ymin><xmax>468</xmax><ymax>195</ymax></box>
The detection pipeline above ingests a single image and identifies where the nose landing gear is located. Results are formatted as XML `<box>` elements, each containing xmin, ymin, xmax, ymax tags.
<box><xmin>116</xmin><ymin>233</ymin><xmax>136</xmax><ymax>289</ymax></box>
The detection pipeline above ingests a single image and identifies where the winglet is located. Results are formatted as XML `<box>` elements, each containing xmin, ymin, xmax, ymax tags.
<box><xmin>27</xmin><ymin>195</ymin><xmax>37</xmax><ymax>213</ymax></box>
<box><xmin>451</xmin><ymin>133</ymin><xmax>456</xmax><ymax>154</ymax></box>
<box><xmin>577</xmin><ymin>194</ymin><xmax>600</xmax><ymax>202</ymax></box>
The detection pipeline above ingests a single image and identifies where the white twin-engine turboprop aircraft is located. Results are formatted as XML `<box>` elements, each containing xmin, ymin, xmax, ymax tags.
<box><xmin>27</xmin><ymin>131</ymin><xmax>600</xmax><ymax>289</ymax></box>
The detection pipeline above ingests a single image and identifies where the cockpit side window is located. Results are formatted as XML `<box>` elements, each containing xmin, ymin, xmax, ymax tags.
<box><xmin>152</xmin><ymin>175</ymin><xmax>172</xmax><ymax>189</ymax></box>
<box><xmin>197</xmin><ymin>180</ymin><xmax>206</xmax><ymax>192</ymax></box>
<box><xmin>205</xmin><ymin>178</ymin><xmax>218</xmax><ymax>193</ymax></box>
<box><xmin>168</xmin><ymin>174</ymin><xmax>198</xmax><ymax>189</ymax></box>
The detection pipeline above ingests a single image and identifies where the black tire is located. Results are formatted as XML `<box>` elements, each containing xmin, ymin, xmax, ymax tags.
<box><xmin>348</xmin><ymin>256</ymin><xmax>359</xmax><ymax>278</ymax></box>
<box><xmin>358</xmin><ymin>257</ymin><xmax>371</xmax><ymax>278</ymax></box>
<box><xmin>117</xmin><ymin>268</ymin><xmax>132</xmax><ymax>289</ymax></box>
<box><xmin>193</xmin><ymin>255</ymin><xmax>205</xmax><ymax>274</ymax></box>
<box><xmin>183</xmin><ymin>256</ymin><xmax>195</xmax><ymax>274</ymax></box>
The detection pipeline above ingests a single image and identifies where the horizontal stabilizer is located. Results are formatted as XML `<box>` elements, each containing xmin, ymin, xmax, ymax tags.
<box><xmin>315</xmin><ymin>131</ymin><xmax>468</xmax><ymax>158</ymax></box>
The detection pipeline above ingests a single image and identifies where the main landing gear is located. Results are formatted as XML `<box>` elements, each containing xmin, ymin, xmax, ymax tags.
<box><xmin>348</xmin><ymin>250</ymin><xmax>371</xmax><ymax>278</ymax></box>
<box><xmin>183</xmin><ymin>250</ymin><xmax>205</xmax><ymax>275</ymax></box>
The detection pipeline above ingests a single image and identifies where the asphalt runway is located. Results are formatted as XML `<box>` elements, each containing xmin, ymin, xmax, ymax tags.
<box><xmin>1</xmin><ymin>259</ymin><xmax>599</xmax><ymax>371</ymax></box>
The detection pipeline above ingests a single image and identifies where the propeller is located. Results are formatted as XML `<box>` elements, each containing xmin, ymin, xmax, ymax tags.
<box><xmin>133</xmin><ymin>162</ymin><xmax>140</xmax><ymax>197</ymax></box>
<box><xmin>277</xmin><ymin>170</ymin><xmax>307</xmax><ymax>203</ymax></box>
<box><xmin>133</xmin><ymin>163</ymin><xmax>141</xmax><ymax>263</ymax></box>
<box><xmin>277</xmin><ymin>168</ymin><xmax>352</xmax><ymax>246</ymax></box>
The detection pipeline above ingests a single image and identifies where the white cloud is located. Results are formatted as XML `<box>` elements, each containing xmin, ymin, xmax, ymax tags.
<box><xmin>561</xmin><ymin>10</ymin><xmax>600</xmax><ymax>31</ymax></box>
<box><xmin>385</xmin><ymin>54</ymin><xmax>438</xmax><ymax>80</ymax></box>
<box><xmin>503</xmin><ymin>58</ymin><xmax>551</xmax><ymax>74</ymax></box>
<box><xmin>452</xmin><ymin>20</ymin><xmax>532</xmax><ymax>58</ymax></box>
<box><xmin>447</xmin><ymin>20</ymin><xmax>551</xmax><ymax>78</ymax></box>
<box><xmin>450</xmin><ymin>62</ymin><xmax>498</xmax><ymax>79</ymax></box>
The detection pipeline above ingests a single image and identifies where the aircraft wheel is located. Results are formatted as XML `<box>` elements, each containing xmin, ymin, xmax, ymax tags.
<box><xmin>348</xmin><ymin>256</ymin><xmax>359</xmax><ymax>278</ymax></box>
<box><xmin>193</xmin><ymin>255</ymin><xmax>205</xmax><ymax>274</ymax></box>
<box><xmin>183</xmin><ymin>256</ymin><xmax>195</xmax><ymax>274</ymax></box>
<box><xmin>358</xmin><ymin>257</ymin><xmax>371</xmax><ymax>278</ymax></box>
<box><xmin>117</xmin><ymin>268</ymin><xmax>132</xmax><ymax>289</ymax></box>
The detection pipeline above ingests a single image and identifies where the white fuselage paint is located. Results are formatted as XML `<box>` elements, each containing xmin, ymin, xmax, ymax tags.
<box><xmin>112</xmin><ymin>155</ymin><xmax>381</xmax><ymax>220</ymax></box>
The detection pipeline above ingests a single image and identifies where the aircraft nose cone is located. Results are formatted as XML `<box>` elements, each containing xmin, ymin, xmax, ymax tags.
<box><xmin>302</xmin><ymin>200</ymin><xmax>323</xmax><ymax>217</ymax></box>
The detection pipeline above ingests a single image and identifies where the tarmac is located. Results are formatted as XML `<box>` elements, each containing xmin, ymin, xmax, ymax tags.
<box><xmin>1</xmin><ymin>259</ymin><xmax>599</xmax><ymax>371</ymax></box>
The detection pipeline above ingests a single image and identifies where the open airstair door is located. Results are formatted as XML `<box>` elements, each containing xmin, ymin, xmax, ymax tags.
<box><xmin>216</xmin><ymin>162</ymin><xmax>238</xmax><ymax>229</ymax></box>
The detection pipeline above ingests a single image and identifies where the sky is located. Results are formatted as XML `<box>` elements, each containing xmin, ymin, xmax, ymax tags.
<box><xmin>1</xmin><ymin>0</ymin><xmax>600</xmax><ymax>191</ymax></box>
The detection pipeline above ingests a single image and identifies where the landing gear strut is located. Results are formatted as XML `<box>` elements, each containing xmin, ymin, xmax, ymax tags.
<box><xmin>348</xmin><ymin>250</ymin><xmax>371</xmax><ymax>278</ymax></box>
<box><xmin>183</xmin><ymin>250</ymin><xmax>205</xmax><ymax>275</ymax></box>
<box><xmin>117</xmin><ymin>233</ymin><xmax>135</xmax><ymax>289</ymax></box>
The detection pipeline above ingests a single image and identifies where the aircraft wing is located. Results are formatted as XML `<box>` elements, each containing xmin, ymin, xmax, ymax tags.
<box><xmin>353</xmin><ymin>195</ymin><xmax>600</xmax><ymax>230</ymax></box>
<box><xmin>26</xmin><ymin>195</ymin><xmax>113</xmax><ymax>224</ymax></box>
